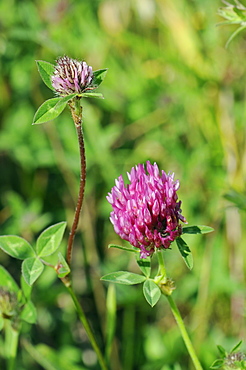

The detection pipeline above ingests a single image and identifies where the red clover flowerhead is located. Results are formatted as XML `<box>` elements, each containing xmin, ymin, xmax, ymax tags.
<box><xmin>51</xmin><ymin>56</ymin><xmax>94</xmax><ymax>96</ymax></box>
<box><xmin>107</xmin><ymin>161</ymin><xmax>187</xmax><ymax>258</ymax></box>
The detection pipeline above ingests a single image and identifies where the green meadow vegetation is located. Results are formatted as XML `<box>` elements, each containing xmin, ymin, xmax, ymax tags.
<box><xmin>1</xmin><ymin>0</ymin><xmax>246</xmax><ymax>369</ymax></box>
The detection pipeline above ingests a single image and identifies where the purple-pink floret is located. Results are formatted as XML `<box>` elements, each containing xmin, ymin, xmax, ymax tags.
<box><xmin>107</xmin><ymin>161</ymin><xmax>187</xmax><ymax>258</ymax></box>
<box><xmin>51</xmin><ymin>56</ymin><xmax>94</xmax><ymax>96</ymax></box>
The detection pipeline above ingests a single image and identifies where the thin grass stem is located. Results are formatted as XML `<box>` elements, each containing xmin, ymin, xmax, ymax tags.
<box><xmin>64</xmin><ymin>282</ymin><xmax>109</xmax><ymax>370</ymax></box>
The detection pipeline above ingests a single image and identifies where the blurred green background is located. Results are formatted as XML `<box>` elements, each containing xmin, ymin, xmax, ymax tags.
<box><xmin>1</xmin><ymin>0</ymin><xmax>246</xmax><ymax>369</ymax></box>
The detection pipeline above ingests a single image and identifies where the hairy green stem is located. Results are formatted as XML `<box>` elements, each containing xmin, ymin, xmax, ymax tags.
<box><xmin>157</xmin><ymin>251</ymin><xmax>203</xmax><ymax>369</ymax></box>
<box><xmin>166</xmin><ymin>294</ymin><xmax>203</xmax><ymax>370</ymax></box>
<box><xmin>156</xmin><ymin>251</ymin><xmax>167</xmax><ymax>283</ymax></box>
<box><xmin>5</xmin><ymin>320</ymin><xmax>19</xmax><ymax>370</ymax></box>
<box><xmin>65</xmin><ymin>283</ymin><xmax>108</xmax><ymax>370</ymax></box>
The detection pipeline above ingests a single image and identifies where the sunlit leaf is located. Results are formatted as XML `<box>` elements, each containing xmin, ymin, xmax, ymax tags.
<box><xmin>182</xmin><ymin>225</ymin><xmax>214</xmax><ymax>234</ymax></box>
<box><xmin>56</xmin><ymin>253</ymin><xmax>70</xmax><ymax>278</ymax></box>
<box><xmin>176</xmin><ymin>237</ymin><xmax>193</xmax><ymax>270</ymax></box>
<box><xmin>20</xmin><ymin>275</ymin><xmax>32</xmax><ymax>300</ymax></box>
<box><xmin>80</xmin><ymin>92</ymin><xmax>104</xmax><ymax>99</ymax></box>
<box><xmin>0</xmin><ymin>236</ymin><xmax>35</xmax><ymax>260</ymax></box>
<box><xmin>36</xmin><ymin>222</ymin><xmax>66</xmax><ymax>257</ymax></box>
<box><xmin>210</xmin><ymin>359</ymin><xmax>224</xmax><ymax>369</ymax></box>
<box><xmin>231</xmin><ymin>340</ymin><xmax>243</xmax><ymax>353</ymax></box>
<box><xmin>22</xmin><ymin>258</ymin><xmax>44</xmax><ymax>286</ymax></box>
<box><xmin>90</xmin><ymin>68</ymin><xmax>108</xmax><ymax>88</ymax></box>
<box><xmin>217</xmin><ymin>344</ymin><xmax>227</xmax><ymax>357</ymax></box>
<box><xmin>143</xmin><ymin>280</ymin><xmax>161</xmax><ymax>307</ymax></box>
<box><xmin>108</xmin><ymin>244</ymin><xmax>139</xmax><ymax>253</ymax></box>
<box><xmin>36</xmin><ymin>60</ymin><xmax>55</xmax><ymax>91</ymax></box>
<box><xmin>0</xmin><ymin>265</ymin><xmax>19</xmax><ymax>292</ymax></box>
<box><xmin>20</xmin><ymin>300</ymin><xmax>37</xmax><ymax>324</ymax></box>
<box><xmin>225</xmin><ymin>25</ymin><xmax>246</xmax><ymax>48</ymax></box>
<box><xmin>136</xmin><ymin>256</ymin><xmax>151</xmax><ymax>277</ymax></box>
<box><xmin>224</xmin><ymin>189</ymin><xmax>246</xmax><ymax>210</ymax></box>
<box><xmin>101</xmin><ymin>271</ymin><xmax>146</xmax><ymax>285</ymax></box>
<box><xmin>32</xmin><ymin>95</ymin><xmax>76</xmax><ymax>124</ymax></box>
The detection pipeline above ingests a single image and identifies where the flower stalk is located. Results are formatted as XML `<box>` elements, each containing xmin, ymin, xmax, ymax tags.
<box><xmin>59</xmin><ymin>101</ymin><xmax>108</xmax><ymax>368</ymax></box>
<box><xmin>156</xmin><ymin>252</ymin><xmax>203</xmax><ymax>369</ymax></box>
<box><xmin>66</xmin><ymin>98</ymin><xmax>86</xmax><ymax>266</ymax></box>
<box><xmin>165</xmin><ymin>294</ymin><xmax>203</xmax><ymax>370</ymax></box>
<box><xmin>157</xmin><ymin>251</ymin><xmax>203</xmax><ymax>370</ymax></box>
<box><xmin>65</xmin><ymin>284</ymin><xmax>109</xmax><ymax>370</ymax></box>
<box><xmin>33</xmin><ymin>55</ymin><xmax>108</xmax><ymax>369</ymax></box>
<box><xmin>5</xmin><ymin>320</ymin><xmax>19</xmax><ymax>370</ymax></box>
<box><xmin>156</xmin><ymin>250</ymin><xmax>167</xmax><ymax>283</ymax></box>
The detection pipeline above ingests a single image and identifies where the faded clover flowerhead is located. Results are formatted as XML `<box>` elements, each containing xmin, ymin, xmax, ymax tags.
<box><xmin>0</xmin><ymin>288</ymin><xmax>19</xmax><ymax>319</ymax></box>
<box><xmin>51</xmin><ymin>56</ymin><xmax>94</xmax><ymax>96</ymax></box>
<box><xmin>107</xmin><ymin>161</ymin><xmax>187</xmax><ymax>258</ymax></box>
<box><xmin>224</xmin><ymin>352</ymin><xmax>246</xmax><ymax>369</ymax></box>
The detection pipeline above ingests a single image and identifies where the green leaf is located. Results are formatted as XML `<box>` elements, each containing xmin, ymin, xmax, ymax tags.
<box><xmin>20</xmin><ymin>275</ymin><xmax>32</xmax><ymax>300</ymax></box>
<box><xmin>210</xmin><ymin>359</ymin><xmax>224</xmax><ymax>369</ymax></box>
<box><xmin>59</xmin><ymin>94</ymin><xmax>77</xmax><ymax>103</ymax></box>
<box><xmin>56</xmin><ymin>253</ymin><xmax>70</xmax><ymax>278</ymax></box>
<box><xmin>90</xmin><ymin>68</ymin><xmax>108</xmax><ymax>88</ymax></box>
<box><xmin>239</xmin><ymin>361</ymin><xmax>246</xmax><ymax>370</ymax></box>
<box><xmin>33</xmin><ymin>97</ymin><xmax>64</xmax><ymax>124</ymax></box>
<box><xmin>136</xmin><ymin>256</ymin><xmax>151</xmax><ymax>277</ymax></box>
<box><xmin>108</xmin><ymin>244</ymin><xmax>139</xmax><ymax>253</ymax></box>
<box><xmin>80</xmin><ymin>92</ymin><xmax>104</xmax><ymax>99</ymax></box>
<box><xmin>36</xmin><ymin>222</ymin><xmax>66</xmax><ymax>257</ymax></box>
<box><xmin>101</xmin><ymin>271</ymin><xmax>146</xmax><ymax>285</ymax></box>
<box><xmin>173</xmin><ymin>364</ymin><xmax>182</xmax><ymax>370</ymax></box>
<box><xmin>0</xmin><ymin>265</ymin><xmax>19</xmax><ymax>292</ymax></box>
<box><xmin>32</xmin><ymin>95</ymin><xmax>76</xmax><ymax>124</ymax></box>
<box><xmin>217</xmin><ymin>20</ymin><xmax>242</xmax><ymax>26</ymax></box>
<box><xmin>224</xmin><ymin>189</ymin><xmax>246</xmax><ymax>210</ymax></box>
<box><xmin>36</xmin><ymin>60</ymin><xmax>55</xmax><ymax>91</ymax></box>
<box><xmin>233</xmin><ymin>7</ymin><xmax>246</xmax><ymax>21</ymax></box>
<box><xmin>143</xmin><ymin>280</ymin><xmax>161</xmax><ymax>307</ymax></box>
<box><xmin>20</xmin><ymin>300</ymin><xmax>37</xmax><ymax>324</ymax></box>
<box><xmin>176</xmin><ymin>237</ymin><xmax>193</xmax><ymax>270</ymax></box>
<box><xmin>231</xmin><ymin>340</ymin><xmax>243</xmax><ymax>353</ymax></box>
<box><xmin>225</xmin><ymin>25</ymin><xmax>246</xmax><ymax>48</ymax></box>
<box><xmin>182</xmin><ymin>225</ymin><xmax>214</xmax><ymax>234</ymax></box>
<box><xmin>0</xmin><ymin>235</ymin><xmax>35</xmax><ymax>260</ymax></box>
<box><xmin>217</xmin><ymin>345</ymin><xmax>227</xmax><ymax>357</ymax></box>
<box><xmin>22</xmin><ymin>258</ymin><xmax>44</xmax><ymax>286</ymax></box>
